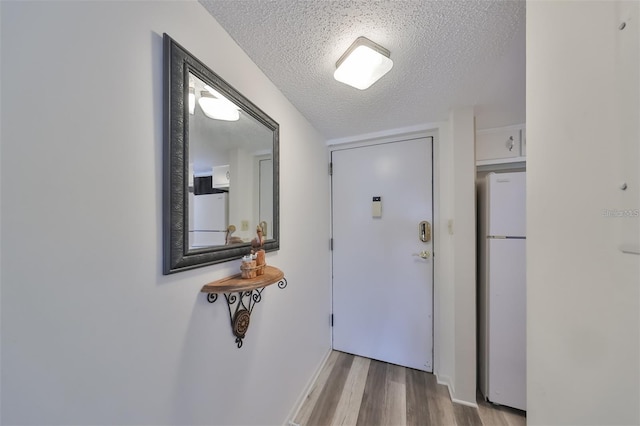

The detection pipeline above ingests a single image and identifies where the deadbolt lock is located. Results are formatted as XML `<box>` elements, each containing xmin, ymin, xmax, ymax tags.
<box><xmin>419</xmin><ymin>221</ymin><xmax>431</xmax><ymax>242</ymax></box>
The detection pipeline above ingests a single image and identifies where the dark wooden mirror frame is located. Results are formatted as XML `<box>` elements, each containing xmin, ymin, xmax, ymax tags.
<box><xmin>163</xmin><ymin>34</ymin><xmax>280</xmax><ymax>275</ymax></box>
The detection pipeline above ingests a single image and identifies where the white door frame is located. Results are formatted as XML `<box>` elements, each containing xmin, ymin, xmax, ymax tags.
<box><xmin>328</xmin><ymin>131</ymin><xmax>438</xmax><ymax>369</ymax></box>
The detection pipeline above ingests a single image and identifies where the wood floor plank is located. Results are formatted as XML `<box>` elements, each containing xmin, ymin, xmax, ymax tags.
<box><xmin>294</xmin><ymin>351</ymin><xmax>525</xmax><ymax>426</ymax></box>
<box><xmin>295</xmin><ymin>351</ymin><xmax>340</xmax><ymax>425</ymax></box>
<box><xmin>428</xmin><ymin>374</ymin><xmax>457</xmax><ymax>426</ymax></box>
<box><xmin>386</xmin><ymin>362</ymin><xmax>406</xmax><ymax>385</ymax></box>
<box><xmin>356</xmin><ymin>359</ymin><xmax>388</xmax><ymax>426</ymax></box>
<box><xmin>476</xmin><ymin>390</ymin><xmax>526</xmax><ymax>426</ymax></box>
<box><xmin>498</xmin><ymin>407</ymin><xmax>526</xmax><ymax>426</ymax></box>
<box><xmin>453</xmin><ymin>403</ymin><xmax>483</xmax><ymax>426</ymax></box>
<box><xmin>477</xmin><ymin>392</ymin><xmax>509</xmax><ymax>426</ymax></box>
<box><xmin>382</xmin><ymin>364</ymin><xmax>406</xmax><ymax>425</ymax></box>
<box><xmin>306</xmin><ymin>352</ymin><xmax>355</xmax><ymax>426</ymax></box>
<box><xmin>478</xmin><ymin>403</ymin><xmax>508</xmax><ymax>426</ymax></box>
<box><xmin>331</xmin><ymin>355</ymin><xmax>370</xmax><ymax>426</ymax></box>
<box><xmin>405</xmin><ymin>369</ymin><xmax>430</xmax><ymax>425</ymax></box>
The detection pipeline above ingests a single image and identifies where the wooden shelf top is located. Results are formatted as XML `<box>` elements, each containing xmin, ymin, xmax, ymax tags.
<box><xmin>201</xmin><ymin>265</ymin><xmax>284</xmax><ymax>294</ymax></box>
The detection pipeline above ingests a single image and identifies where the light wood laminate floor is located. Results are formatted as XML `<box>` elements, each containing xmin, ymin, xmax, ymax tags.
<box><xmin>294</xmin><ymin>351</ymin><xmax>526</xmax><ymax>426</ymax></box>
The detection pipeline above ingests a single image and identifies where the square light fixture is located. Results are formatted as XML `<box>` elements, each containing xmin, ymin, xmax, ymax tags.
<box><xmin>197</xmin><ymin>85</ymin><xmax>240</xmax><ymax>121</ymax></box>
<box><xmin>334</xmin><ymin>36</ymin><xmax>393</xmax><ymax>90</ymax></box>
<box><xmin>198</xmin><ymin>91</ymin><xmax>240</xmax><ymax>121</ymax></box>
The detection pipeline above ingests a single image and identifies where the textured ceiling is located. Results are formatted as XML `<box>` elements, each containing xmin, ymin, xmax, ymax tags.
<box><xmin>199</xmin><ymin>0</ymin><xmax>525</xmax><ymax>141</ymax></box>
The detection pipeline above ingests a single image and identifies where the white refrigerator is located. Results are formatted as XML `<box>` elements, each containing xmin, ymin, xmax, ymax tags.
<box><xmin>190</xmin><ymin>192</ymin><xmax>228</xmax><ymax>248</ymax></box>
<box><xmin>478</xmin><ymin>171</ymin><xmax>526</xmax><ymax>411</ymax></box>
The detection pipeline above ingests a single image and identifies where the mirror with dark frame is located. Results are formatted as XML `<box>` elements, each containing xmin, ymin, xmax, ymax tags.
<box><xmin>163</xmin><ymin>34</ymin><xmax>279</xmax><ymax>274</ymax></box>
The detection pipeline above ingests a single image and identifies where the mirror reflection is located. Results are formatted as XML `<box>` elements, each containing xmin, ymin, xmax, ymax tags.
<box><xmin>163</xmin><ymin>33</ymin><xmax>279</xmax><ymax>274</ymax></box>
<box><xmin>187</xmin><ymin>72</ymin><xmax>274</xmax><ymax>250</ymax></box>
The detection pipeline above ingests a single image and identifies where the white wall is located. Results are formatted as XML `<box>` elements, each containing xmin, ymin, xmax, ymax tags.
<box><xmin>433</xmin><ymin>123</ymin><xmax>456</xmax><ymax>394</ymax></box>
<box><xmin>0</xmin><ymin>2</ymin><xmax>331</xmax><ymax>425</ymax></box>
<box><xmin>475</xmin><ymin>20</ymin><xmax>526</xmax><ymax>131</ymax></box>
<box><xmin>446</xmin><ymin>107</ymin><xmax>477</xmax><ymax>405</ymax></box>
<box><xmin>527</xmin><ymin>1</ymin><xmax>640</xmax><ymax>424</ymax></box>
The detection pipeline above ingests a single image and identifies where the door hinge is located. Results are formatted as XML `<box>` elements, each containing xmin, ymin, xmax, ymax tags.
<box><xmin>330</xmin><ymin>238</ymin><xmax>333</xmax><ymax>250</ymax></box>
<box><xmin>331</xmin><ymin>314</ymin><xmax>334</xmax><ymax>327</ymax></box>
<box><xmin>329</xmin><ymin>162</ymin><xmax>333</xmax><ymax>176</ymax></box>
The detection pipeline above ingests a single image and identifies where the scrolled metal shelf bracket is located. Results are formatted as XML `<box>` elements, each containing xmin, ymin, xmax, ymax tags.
<box><xmin>277</xmin><ymin>277</ymin><xmax>288</xmax><ymax>289</ymax></box>
<box><xmin>204</xmin><ymin>271</ymin><xmax>287</xmax><ymax>348</ymax></box>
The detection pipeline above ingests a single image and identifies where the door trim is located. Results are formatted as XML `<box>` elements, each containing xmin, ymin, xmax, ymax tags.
<box><xmin>329</xmin><ymin>135</ymin><xmax>435</xmax><ymax>370</ymax></box>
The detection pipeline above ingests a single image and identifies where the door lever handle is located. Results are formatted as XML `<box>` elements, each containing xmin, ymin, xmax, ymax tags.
<box><xmin>412</xmin><ymin>250</ymin><xmax>431</xmax><ymax>259</ymax></box>
<box><xmin>419</xmin><ymin>221</ymin><xmax>431</xmax><ymax>242</ymax></box>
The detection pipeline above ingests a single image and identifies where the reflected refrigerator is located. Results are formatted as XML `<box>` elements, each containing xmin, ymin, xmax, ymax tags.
<box><xmin>191</xmin><ymin>192</ymin><xmax>228</xmax><ymax>247</ymax></box>
<box><xmin>478</xmin><ymin>171</ymin><xmax>526</xmax><ymax>411</ymax></box>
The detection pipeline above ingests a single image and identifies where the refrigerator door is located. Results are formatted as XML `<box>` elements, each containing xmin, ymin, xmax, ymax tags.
<box><xmin>488</xmin><ymin>238</ymin><xmax>526</xmax><ymax>410</ymax></box>
<box><xmin>192</xmin><ymin>193</ymin><xmax>228</xmax><ymax>247</ymax></box>
<box><xmin>488</xmin><ymin>172</ymin><xmax>526</xmax><ymax>237</ymax></box>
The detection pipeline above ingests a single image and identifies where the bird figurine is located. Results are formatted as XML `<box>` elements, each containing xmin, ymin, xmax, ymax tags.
<box><xmin>225</xmin><ymin>225</ymin><xmax>244</xmax><ymax>245</ymax></box>
<box><xmin>251</xmin><ymin>225</ymin><xmax>266</xmax><ymax>275</ymax></box>
<box><xmin>251</xmin><ymin>225</ymin><xmax>265</xmax><ymax>252</ymax></box>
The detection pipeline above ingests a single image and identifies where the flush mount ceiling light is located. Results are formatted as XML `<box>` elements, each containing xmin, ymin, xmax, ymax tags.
<box><xmin>197</xmin><ymin>87</ymin><xmax>240</xmax><ymax>121</ymax></box>
<box><xmin>334</xmin><ymin>36</ymin><xmax>394</xmax><ymax>90</ymax></box>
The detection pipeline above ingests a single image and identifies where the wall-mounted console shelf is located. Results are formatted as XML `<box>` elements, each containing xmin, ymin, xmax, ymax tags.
<box><xmin>201</xmin><ymin>266</ymin><xmax>287</xmax><ymax>348</ymax></box>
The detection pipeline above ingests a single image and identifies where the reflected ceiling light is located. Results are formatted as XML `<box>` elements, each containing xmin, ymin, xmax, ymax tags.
<box><xmin>334</xmin><ymin>36</ymin><xmax>393</xmax><ymax>90</ymax></box>
<box><xmin>188</xmin><ymin>87</ymin><xmax>196</xmax><ymax>115</ymax></box>
<box><xmin>204</xmin><ymin>85</ymin><xmax>240</xmax><ymax>111</ymax></box>
<box><xmin>198</xmin><ymin>92</ymin><xmax>240</xmax><ymax>121</ymax></box>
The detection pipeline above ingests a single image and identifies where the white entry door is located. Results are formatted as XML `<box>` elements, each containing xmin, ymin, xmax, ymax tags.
<box><xmin>331</xmin><ymin>137</ymin><xmax>433</xmax><ymax>372</ymax></box>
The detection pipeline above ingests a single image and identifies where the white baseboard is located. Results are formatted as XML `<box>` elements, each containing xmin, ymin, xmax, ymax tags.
<box><xmin>284</xmin><ymin>348</ymin><xmax>333</xmax><ymax>426</ymax></box>
<box><xmin>435</xmin><ymin>372</ymin><xmax>455</xmax><ymax>400</ymax></box>
<box><xmin>452</xmin><ymin>397</ymin><xmax>479</xmax><ymax>409</ymax></box>
<box><xmin>434</xmin><ymin>372</ymin><xmax>478</xmax><ymax>408</ymax></box>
